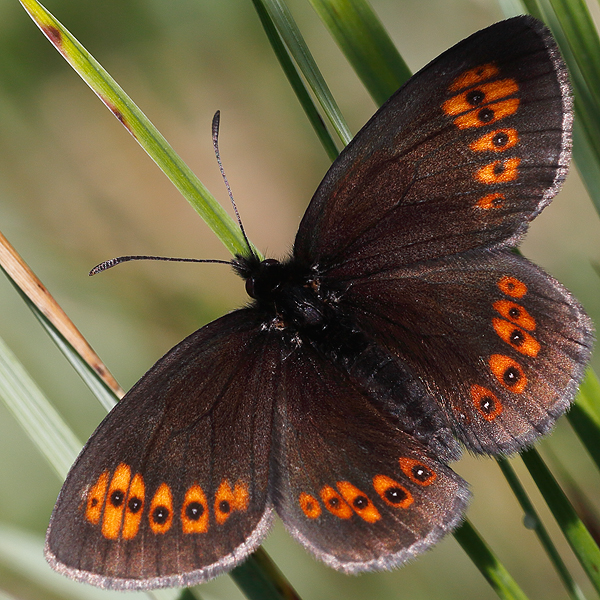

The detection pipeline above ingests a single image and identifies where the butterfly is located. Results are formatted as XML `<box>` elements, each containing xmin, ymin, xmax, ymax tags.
<box><xmin>45</xmin><ymin>15</ymin><xmax>593</xmax><ymax>590</ymax></box>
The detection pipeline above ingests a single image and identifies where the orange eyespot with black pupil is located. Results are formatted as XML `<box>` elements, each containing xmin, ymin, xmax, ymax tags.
<box><xmin>470</xmin><ymin>128</ymin><xmax>518</xmax><ymax>152</ymax></box>
<box><xmin>493</xmin><ymin>299</ymin><xmax>536</xmax><ymax>330</ymax></box>
<box><xmin>149</xmin><ymin>483</ymin><xmax>173</xmax><ymax>534</ymax></box>
<box><xmin>182</xmin><ymin>484</ymin><xmax>209</xmax><ymax>534</ymax></box>
<box><xmin>102</xmin><ymin>463</ymin><xmax>132</xmax><ymax>540</ymax></box>
<box><xmin>214</xmin><ymin>480</ymin><xmax>250</xmax><ymax>525</ymax></box>
<box><xmin>320</xmin><ymin>485</ymin><xmax>353</xmax><ymax>519</ymax></box>
<box><xmin>470</xmin><ymin>385</ymin><xmax>503</xmax><ymax>420</ymax></box>
<box><xmin>476</xmin><ymin>158</ymin><xmax>520</xmax><ymax>184</ymax></box>
<box><xmin>399</xmin><ymin>457</ymin><xmax>436</xmax><ymax>486</ymax></box>
<box><xmin>122</xmin><ymin>473</ymin><xmax>145</xmax><ymax>539</ymax></box>
<box><xmin>498</xmin><ymin>276</ymin><xmax>528</xmax><ymax>298</ymax></box>
<box><xmin>451</xmin><ymin>99</ymin><xmax>520</xmax><ymax>129</ymax></box>
<box><xmin>299</xmin><ymin>492</ymin><xmax>321</xmax><ymax>519</ymax></box>
<box><xmin>489</xmin><ymin>354</ymin><xmax>527</xmax><ymax>393</ymax></box>
<box><xmin>336</xmin><ymin>482</ymin><xmax>380</xmax><ymax>523</ymax></box>
<box><xmin>443</xmin><ymin>78</ymin><xmax>518</xmax><ymax>115</ymax></box>
<box><xmin>492</xmin><ymin>318</ymin><xmax>540</xmax><ymax>356</ymax></box>
<box><xmin>372</xmin><ymin>475</ymin><xmax>413</xmax><ymax>508</ymax></box>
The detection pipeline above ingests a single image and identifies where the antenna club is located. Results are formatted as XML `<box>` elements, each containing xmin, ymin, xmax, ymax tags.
<box><xmin>89</xmin><ymin>258</ymin><xmax>122</xmax><ymax>276</ymax></box>
<box><xmin>212</xmin><ymin>110</ymin><xmax>221</xmax><ymax>139</ymax></box>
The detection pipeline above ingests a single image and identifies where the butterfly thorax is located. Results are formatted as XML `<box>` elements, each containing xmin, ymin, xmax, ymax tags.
<box><xmin>233</xmin><ymin>254</ymin><xmax>345</xmax><ymax>336</ymax></box>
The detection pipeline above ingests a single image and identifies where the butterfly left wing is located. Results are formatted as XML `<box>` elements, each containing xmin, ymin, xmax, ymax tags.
<box><xmin>338</xmin><ymin>250</ymin><xmax>593</xmax><ymax>454</ymax></box>
<box><xmin>271</xmin><ymin>338</ymin><xmax>469</xmax><ymax>571</ymax></box>
<box><xmin>45</xmin><ymin>309</ymin><xmax>278</xmax><ymax>590</ymax></box>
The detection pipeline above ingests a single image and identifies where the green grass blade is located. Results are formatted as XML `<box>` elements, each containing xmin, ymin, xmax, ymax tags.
<box><xmin>0</xmin><ymin>335</ymin><xmax>80</xmax><ymax>480</ymax></box>
<box><xmin>568</xmin><ymin>369</ymin><xmax>600</xmax><ymax>471</ymax></box>
<box><xmin>518</xmin><ymin>0</ymin><xmax>600</xmax><ymax>213</ymax></box>
<box><xmin>548</xmin><ymin>0</ymin><xmax>600</xmax><ymax>112</ymax></box>
<box><xmin>521</xmin><ymin>448</ymin><xmax>600</xmax><ymax>594</ymax></box>
<box><xmin>545</xmin><ymin>6</ymin><xmax>600</xmax><ymax>214</ymax></box>
<box><xmin>0</xmin><ymin>523</ymin><xmax>128</xmax><ymax>600</ymax></box>
<box><xmin>454</xmin><ymin>520</ymin><xmax>531</xmax><ymax>600</ymax></box>
<box><xmin>573</xmin><ymin>118</ymin><xmax>600</xmax><ymax>211</ymax></box>
<box><xmin>497</xmin><ymin>458</ymin><xmax>586</xmax><ymax>600</ymax></box>
<box><xmin>308</xmin><ymin>0</ymin><xmax>410</xmax><ymax>105</ymax></box>
<box><xmin>18</xmin><ymin>0</ymin><xmax>251</xmax><ymax>259</ymax></box>
<box><xmin>176</xmin><ymin>589</ymin><xmax>199</xmax><ymax>600</ymax></box>
<box><xmin>230</xmin><ymin>549</ymin><xmax>302</xmax><ymax>600</ymax></box>
<box><xmin>251</xmin><ymin>0</ymin><xmax>339</xmax><ymax>161</ymax></box>
<box><xmin>260</xmin><ymin>0</ymin><xmax>352</xmax><ymax>145</ymax></box>
<box><xmin>8</xmin><ymin>277</ymin><xmax>119</xmax><ymax>413</ymax></box>
<box><xmin>0</xmin><ymin>230</ymin><xmax>120</xmax><ymax>411</ymax></box>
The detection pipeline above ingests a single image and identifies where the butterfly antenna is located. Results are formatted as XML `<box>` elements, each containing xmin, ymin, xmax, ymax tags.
<box><xmin>212</xmin><ymin>111</ymin><xmax>255</xmax><ymax>259</ymax></box>
<box><xmin>89</xmin><ymin>255</ymin><xmax>231</xmax><ymax>276</ymax></box>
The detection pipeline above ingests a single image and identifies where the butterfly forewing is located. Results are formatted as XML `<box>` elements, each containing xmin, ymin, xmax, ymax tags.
<box><xmin>46</xmin><ymin>310</ymin><xmax>277</xmax><ymax>589</ymax></box>
<box><xmin>294</xmin><ymin>17</ymin><xmax>571</xmax><ymax>278</ymax></box>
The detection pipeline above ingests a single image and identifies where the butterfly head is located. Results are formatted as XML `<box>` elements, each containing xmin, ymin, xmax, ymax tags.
<box><xmin>235</xmin><ymin>257</ymin><xmax>285</xmax><ymax>301</ymax></box>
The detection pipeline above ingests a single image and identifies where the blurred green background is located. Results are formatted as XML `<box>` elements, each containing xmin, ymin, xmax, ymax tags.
<box><xmin>1</xmin><ymin>0</ymin><xmax>599</xmax><ymax>598</ymax></box>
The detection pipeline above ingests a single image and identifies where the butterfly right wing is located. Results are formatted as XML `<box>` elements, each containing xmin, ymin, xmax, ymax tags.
<box><xmin>45</xmin><ymin>309</ymin><xmax>278</xmax><ymax>590</ymax></box>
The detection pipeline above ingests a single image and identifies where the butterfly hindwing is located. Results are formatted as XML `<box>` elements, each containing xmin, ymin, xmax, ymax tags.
<box><xmin>340</xmin><ymin>250</ymin><xmax>593</xmax><ymax>454</ymax></box>
<box><xmin>45</xmin><ymin>310</ymin><xmax>277</xmax><ymax>589</ymax></box>
<box><xmin>272</xmin><ymin>339</ymin><xmax>469</xmax><ymax>570</ymax></box>
<box><xmin>294</xmin><ymin>17</ymin><xmax>571</xmax><ymax>278</ymax></box>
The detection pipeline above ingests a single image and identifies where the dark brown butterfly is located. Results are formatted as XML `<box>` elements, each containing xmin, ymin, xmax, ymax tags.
<box><xmin>45</xmin><ymin>16</ymin><xmax>593</xmax><ymax>589</ymax></box>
